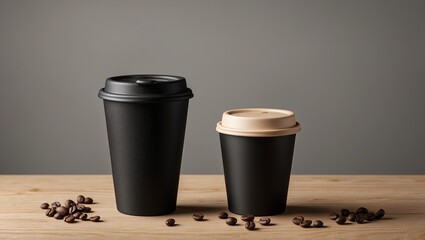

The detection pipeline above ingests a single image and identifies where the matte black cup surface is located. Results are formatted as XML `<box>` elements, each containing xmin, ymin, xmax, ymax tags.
<box><xmin>216</xmin><ymin>108</ymin><xmax>301</xmax><ymax>216</ymax></box>
<box><xmin>99</xmin><ymin>75</ymin><xmax>193</xmax><ymax>216</ymax></box>
<box><xmin>219</xmin><ymin>134</ymin><xmax>296</xmax><ymax>216</ymax></box>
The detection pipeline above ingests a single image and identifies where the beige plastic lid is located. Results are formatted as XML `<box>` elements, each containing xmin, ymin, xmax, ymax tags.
<box><xmin>216</xmin><ymin>108</ymin><xmax>301</xmax><ymax>137</ymax></box>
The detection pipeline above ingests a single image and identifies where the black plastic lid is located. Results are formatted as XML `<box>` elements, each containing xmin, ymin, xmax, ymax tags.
<box><xmin>98</xmin><ymin>74</ymin><xmax>194</xmax><ymax>102</ymax></box>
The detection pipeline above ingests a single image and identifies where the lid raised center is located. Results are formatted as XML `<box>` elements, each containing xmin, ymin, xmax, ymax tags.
<box><xmin>230</xmin><ymin>110</ymin><xmax>288</xmax><ymax>119</ymax></box>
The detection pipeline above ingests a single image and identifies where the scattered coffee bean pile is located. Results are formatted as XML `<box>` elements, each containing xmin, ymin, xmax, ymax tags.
<box><xmin>219</xmin><ymin>212</ymin><xmax>272</xmax><ymax>229</ymax></box>
<box><xmin>292</xmin><ymin>216</ymin><xmax>324</xmax><ymax>228</ymax></box>
<box><xmin>40</xmin><ymin>195</ymin><xmax>100</xmax><ymax>224</ymax></box>
<box><xmin>165</xmin><ymin>212</ymin><xmax>272</xmax><ymax>231</ymax></box>
<box><xmin>329</xmin><ymin>207</ymin><xmax>385</xmax><ymax>225</ymax></box>
<box><xmin>164</xmin><ymin>208</ymin><xmax>385</xmax><ymax>230</ymax></box>
<box><xmin>239</xmin><ymin>214</ymin><xmax>272</xmax><ymax>230</ymax></box>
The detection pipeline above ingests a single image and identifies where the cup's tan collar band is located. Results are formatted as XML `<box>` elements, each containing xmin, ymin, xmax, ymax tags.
<box><xmin>216</xmin><ymin>122</ymin><xmax>301</xmax><ymax>137</ymax></box>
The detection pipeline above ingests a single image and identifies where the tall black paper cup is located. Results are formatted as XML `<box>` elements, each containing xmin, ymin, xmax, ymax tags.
<box><xmin>216</xmin><ymin>108</ymin><xmax>301</xmax><ymax>216</ymax></box>
<box><xmin>98</xmin><ymin>75</ymin><xmax>193</xmax><ymax>216</ymax></box>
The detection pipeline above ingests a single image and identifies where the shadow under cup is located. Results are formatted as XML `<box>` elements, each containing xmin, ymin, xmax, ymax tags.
<box><xmin>217</xmin><ymin>108</ymin><xmax>301</xmax><ymax>216</ymax></box>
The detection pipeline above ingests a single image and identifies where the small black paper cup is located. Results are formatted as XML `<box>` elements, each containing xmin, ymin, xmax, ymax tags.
<box><xmin>217</xmin><ymin>108</ymin><xmax>301</xmax><ymax>216</ymax></box>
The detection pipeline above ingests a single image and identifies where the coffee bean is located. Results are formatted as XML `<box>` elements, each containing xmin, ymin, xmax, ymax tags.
<box><xmin>90</xmin><ymin>216</ymin><xmax>100</xmax><ymax>222</ymax></box>
<box><xmin>65</xmin><ymin>199</ymin><xmax>76</xmax><ymax>208</ymax></box>
<box><xmin>80</xmin><ymin>213</ymin><xmax>88</xmax><ymax>221</ymax></box>
<box><xmin>245</xmin><ymin>221</ymin><xmax>256</xmax><ymax>230</ymax></box>
<box><xmin>54</xmin><ymin>213</ymin><xmax>64</xmax><ymax>220</ymax></box>
<box><xmin>83</xmin><ymin>206</ymin><xmax>91</xmax><ymax>213</ymax></box>
<box><xmin>165</xmin><ymin>218</ymin><xmax>175</xmax><ymax>226</ymax></box>
<box><xmin>241</xmin><ymin>214</ymin><xmax>255</xmax><ymax>222</ymax></box>
<box><xmin>375</xmin><ymin>209</ymin><xmax>385</xmax><ymax>219</ymax></box>
<box><xmin>347</xmin><ymin>212</ymin><xmax>356</xmax><ymax>222</ymax></box>
<box><xmin>84</xmin><ymin>197</ymin><xmax>94</xmax><ymax>204</ymax></box>
<box><xmin>259</xmin><ymin>217</ymin><xmax>271</xmax><ymax>225</ymax></box>
<box><xmin>45</xmin><ymin>208</ymin><xmax>56</xmax><ymax>217</ymax></box>
<box><xmin>300</xmin><ymin>220</ymin><xmax>312</xmax><ymax>228</ymax></box>
<box><xmin>69</xmin><ymin>206</ymin><xmax>78</xmax><ymax>215</ymax></box>
<box><xmin>292</xmin><ymin>216</ymin><xmax>304</xmax><ymax>225</ymax></box>
<box><xmin>356</xmin><ymin>214</ymin><xmax>365</xmax><ymax>224</ymax></box>
<box><xmin>55</xmin><ymin>206</ymin><xmax>69</xmax><ymax>216</ymax></box>
<box><xmin>76</xmin><ymin>195</ymin><xmax>85</xmax><ymax>204</ymax></box>
<box><xmin>193</xmin><ymin>213</ymin><xmax>204</xmax><ymax>221</ymax></box>
<box><xmin>73</xmin><ymin>212</ymin><xmax>83</xmax><ymax>219</ymax></box>
<box><xmin>356</xmin><ymin>207</ymin><xmax>368</xmax><ymax>215</ymax></box>
<box><xmin>218</xmin><ymin>212</ymin><xmax>228</xmax><ymax>219</ymax></box>
<box><xmin>329</xmin><ymin>213</ymin><xmax>339</xmax><ymax>220</ymax></box>
<box><xmin>64</xmin><ymin>215</ymin><xmax>75</xmax><ymax>223</ymax></box>
<box><xmin>313</xmin><ymin>220</ymin><xmax>324</xmax><ymax>228</ymax></box>
<box><xmin>340</xmin><ymin>208</ymin><xmax>350</xmax><ymax>217</ymax></box>
<box><xmin>40</xmin><ymin>203</ymin><xmax>49</xmax><ymax>209</ymax></box>
<box><xmin>226</xmin><ymin>217</ymin><xmax>237</xmax><ymax>225</ymax></box>
<box><xmin>51</xmin><ymin>201</ymin><xmax>61</xmax><ymax>208</ymax></box>
<box><xmin>364</xmin><ymin>212</ymin><xmax>376</xmax><ymax>221</ymax></box>
<box><xmin>76</xmin><ymin>204</ymin><xmax>86</xmax><ymax>212</ymax></box>
<box><xmin>335</xmin><ymin>216</ymin><xmax>347</xmax><ymax>225</ymax></box>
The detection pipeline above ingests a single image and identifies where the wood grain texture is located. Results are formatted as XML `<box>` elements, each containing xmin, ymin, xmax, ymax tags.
<box><xmin>0</xmin><ymin>175</ymin><xmax>424</xmax><ymax>239</ymax></box>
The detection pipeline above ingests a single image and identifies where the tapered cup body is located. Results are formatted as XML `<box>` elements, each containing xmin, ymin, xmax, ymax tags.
<box><xmin>219</xmin><ymin>133</ymin><xmax>296</xmax><ymax>215</ymax></box>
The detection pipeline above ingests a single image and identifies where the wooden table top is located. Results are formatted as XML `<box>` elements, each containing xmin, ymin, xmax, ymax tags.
<box><xmin>0</xmin><ymin>175</ymin><xmax>424</xmax><ymax>239</ymax></box>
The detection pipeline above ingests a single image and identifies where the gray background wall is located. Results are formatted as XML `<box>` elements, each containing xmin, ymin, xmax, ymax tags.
<box><xmin>1</xmin><ymin>0</ymin><xmax>424</xmax><ymax>174</ymax></box>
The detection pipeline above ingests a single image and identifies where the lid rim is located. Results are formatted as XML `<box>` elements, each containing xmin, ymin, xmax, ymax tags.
<box><xmin>102</xmin><ymin>74</ymin><xmax>189</xmax><ymax>96</ymax></box>
<box><xmin>216</xmin><ymin>108</ymin><xmax>301</xmax><ymax>137</ymax></box>
<box><xmin>98</xmin><ymin>88</ymin><xmax>194</xmax><ymax>102</ymax></box>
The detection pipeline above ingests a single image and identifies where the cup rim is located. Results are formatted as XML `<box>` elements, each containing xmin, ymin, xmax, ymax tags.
<box><xmin>216</xmin><ymin>121</ymin><xmax>300</xmax><ymax>137</ymax></box>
